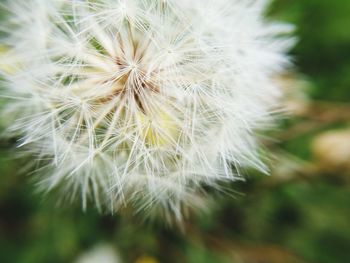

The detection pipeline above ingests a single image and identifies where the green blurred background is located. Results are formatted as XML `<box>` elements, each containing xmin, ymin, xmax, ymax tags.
<box><xmin>1</xmin><ymin>0</ymin><xmax>350</xmax><ymax>262</ymax></box>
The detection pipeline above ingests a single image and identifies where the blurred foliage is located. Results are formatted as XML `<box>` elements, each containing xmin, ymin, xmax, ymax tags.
<box><xmin>270</xmin><ymin>0</ymin><xmax>350</xmax><ymax>102</ymax></box>
<box><xmin>1</xmin><ymin>1</ymin><xmax>350</xmax><ymax>263</ymax></box>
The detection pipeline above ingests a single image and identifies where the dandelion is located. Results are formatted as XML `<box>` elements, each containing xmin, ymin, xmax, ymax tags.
<box><xmin>0</xmin><ymin>0</ymin><xmax>294</xmax><ymax>220</ymax></box>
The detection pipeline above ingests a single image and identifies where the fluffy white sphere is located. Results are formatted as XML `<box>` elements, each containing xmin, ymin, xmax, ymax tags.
<box><xmin>0</xmin><ymin>0</ymin><xmax>294</xmax><ymax>219</ymax></box>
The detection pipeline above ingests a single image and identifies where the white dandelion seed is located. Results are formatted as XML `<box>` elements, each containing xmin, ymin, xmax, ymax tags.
<box><xmin>0</xmin><ymin>0</ymin><xmax>294</xmax><ymax>220</ymax></box>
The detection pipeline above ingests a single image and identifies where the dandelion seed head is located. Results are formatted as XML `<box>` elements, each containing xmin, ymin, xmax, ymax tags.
<box><xmin>0</xmin><ymin>0</ymin><xmax>294</xmax><ymax>220</ymax></box>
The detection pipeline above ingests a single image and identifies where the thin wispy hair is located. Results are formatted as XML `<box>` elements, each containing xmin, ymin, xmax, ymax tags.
<box><xmin>0</xmin><ymin>0</ymin><xmax>294</xmax><ymax>221</ymax></box>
